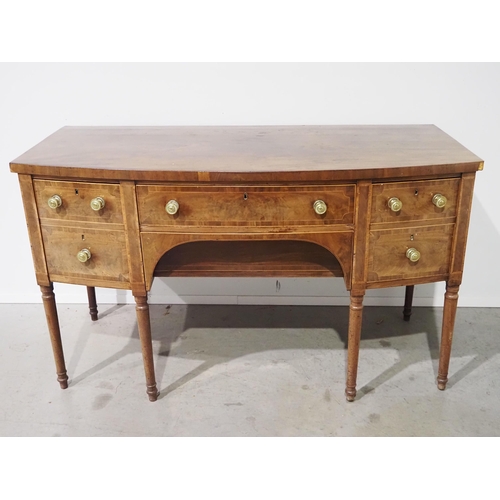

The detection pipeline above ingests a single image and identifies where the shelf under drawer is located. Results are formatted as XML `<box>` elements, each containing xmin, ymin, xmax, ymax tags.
<box><xmin>153</xmin><ymin>240</ymin><xmax>343</xmax><ymax>278</ymax></box>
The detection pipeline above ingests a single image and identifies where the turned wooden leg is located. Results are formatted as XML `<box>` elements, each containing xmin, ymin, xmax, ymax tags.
<box><xmin>134</xmin><ymin>294</ymin><xmax>159</xmax><ymax>402</ymax></box>
<box><xmin>40</xmin><ymin>284</ymin><xmax>68</xmax><ymax>389</ymax></box>
<box><xmin>403</xmin><ymin>285</ymin><xmax>415</xmax><ymax>322</ymax></box>
<box><xmin>437</xmin><ymin>283</ymin><xmax>460</xmax><ymax>390</ymax></box>
<box><xmin>86</xmin><ymin>286</ymin><xmax>98</xmax><ymax>321</ymax></box>
<box><xmin>345</xmin><ymin>291</ymin><xmax>365</xmax><ymax>402</ymax></box>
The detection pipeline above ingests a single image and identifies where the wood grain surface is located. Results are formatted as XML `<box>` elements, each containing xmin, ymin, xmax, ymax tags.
<box><xmin>367</xmin><ymin>223</ymin><xmax>454</xmax><ymax>283</ymax></box>
<box><xmin>137</xmin><ymin>184</ymin><xmax>354</xmax><ymax>227</ymax></box>
<box><xmin>34</xmin><ymin>180</ymin><xmax>123</xmax><ymax>224</ymax></box>
<box><xmin>18</xmin><ymin>174</ymin><xmax>50</xmax><ymax>286</ymax></box>
<box><xmin>41</xmin><ymin>225</ymin><xmax>129</xmax><ymax>286</ymax></box>
<box><xmin>10</xmin><ymin>125</ymin><xmax>483</xmax><ymax>182</ymax></box>
<box><xmin>371</xmin><ymin>178</ymin><xmax>460</xmax><ymax>224</ymax></box>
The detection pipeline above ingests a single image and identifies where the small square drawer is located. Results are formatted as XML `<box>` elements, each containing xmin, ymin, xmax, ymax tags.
<box><xmin>367</xmin><ymin>224</ymin><xmax>454</xmax><ymax>283</ymax></box>
<box><xmin>371</xmin><ymin>178</ymin><xmax>460</xmax><ymax>224</ymax></box>
<box><xmin>41</xmin><ymin>225</ymin><xmax>129</xmax><ymax>285</ymax></box>
<box><xmin>136</xmin><ymin>184</ymin><xmax>355</xmax><ymax>227</ymax></box>
<box><xmin>34</xmin><ymin>180</ymin><xmax>123</xmax><ymax>224</ymax></box>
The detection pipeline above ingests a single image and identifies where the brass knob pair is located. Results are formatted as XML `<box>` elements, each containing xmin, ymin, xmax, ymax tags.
<box><xmin>48</xmin><ymin>195</ymin><xmax>105</xmax><ymax>211</ymax></box>
<box><xmin>387</xmin><ymin>193</ymin><xmax>447</xmax><ymax>212</ymax></box>
<box><xmin>165</xmin><ymin>199</ymin><xmax>327</xmax><ymax>216</ymax></box>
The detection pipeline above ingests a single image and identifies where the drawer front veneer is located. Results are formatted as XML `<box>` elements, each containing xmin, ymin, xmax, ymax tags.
<box><xmin>136</xmin><ymin>185</ymin><xmax>355</xmax><ymax>227</ymax></box>
<box><xmin>34</xmin><ymin>180</ymin><xmax>123</xmax><ymax>224</ymax></box>
<box><xmin>371</xmin><ymin>178</ymin><xmax>460</xmax><ymax>224</ymax></box>
<box><xmin>41</xmin><ymin>225</ymin><xmax>129</xmax><ymax>286</ymax></box>
<box><xmin>367</xmin><ymin>224</ymin><xmax>454</xmax><ymax>283</ymax></box>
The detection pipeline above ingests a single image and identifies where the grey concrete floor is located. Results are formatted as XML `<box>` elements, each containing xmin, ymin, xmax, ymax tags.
<box><xmin>0</xmin><ymin>303</ymin><xmax>499</xmax><ymax>436</ymax></box>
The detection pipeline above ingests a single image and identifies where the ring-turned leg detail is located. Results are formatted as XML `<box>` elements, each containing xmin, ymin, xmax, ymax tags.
<box><xmin>345</xmin><ymin>291</ymin><xmax>365</xmax><ymax>402</ymax></box>
<box><xmin>437</xmin><ymin>283</ymin><xmax>460</xmax><ymax>390</ymax></box>
<box><xmin>134</xmin><ymin>294</ymin><xmax>159</xmax><ymax>402</ymax></box>
<box><xmin>40</xmin><ymin>284</ymin><xmax>68</xmax><ymax>389</ymax></box>
<box><xmin>86</xmin><ymin>286</ymin><xmax>98</xmax><ymax>321</ymax></box>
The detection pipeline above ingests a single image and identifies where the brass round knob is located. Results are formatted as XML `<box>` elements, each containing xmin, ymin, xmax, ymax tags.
<box><xmin>388</xmin><ymin>197</ymin><xmax>402</xmax><ymax>212</ymax></box>
<box><xmin>48</xmin><ymin>195</ymin><xmax>62</xmax><ymax>209</ymax></box>
<box><xmin>90</xmin><ymin>197</ymin><xmax>105</xmax><ymax>211</ymax></box>
<box><xmin>313</xmin><ymin>199</ymin><xmax>327</xmax><ymax>215</ymax></box>
<box><xmin>432</xmin><ymin>193</ymin><xmax>447</xmax><ymax>208</ymax></box>
<box><xmin>406</xmin><ymin>248</ymin><xmax>421</xmax><ymax>262</ymax></box>
<box><xmin>77</xmin><ymin>249</ymin><xmax>91</xmax><ymax>263</ymax></box>
<box><xmin>165</xmin><ymin>200</ymin><xmax>179</xmax><ymax>215</ymax></box>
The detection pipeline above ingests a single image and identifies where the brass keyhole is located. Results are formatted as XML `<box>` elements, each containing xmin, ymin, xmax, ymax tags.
<box><xmin>243</xmin><ymin>193</ymin><xmax>248</xmax><ymax>200</ymax></box>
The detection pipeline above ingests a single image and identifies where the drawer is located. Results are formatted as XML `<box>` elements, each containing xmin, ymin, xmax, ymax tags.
<box><xmin>371</xmin><ymin>178</ymin><xmax>460</xmax><ymax>224</ymax></box>
<box><xmin>367</xmin><ymin>224</ymin><xmax>454</xmax><ymax>283</ymax></box>
<box><xmin>41</xmin><ymin>225</ymin><xmax>129</xmax><ymax>285</ymax></box>
<box><xmin>136</xmin><ymin>184</ymin><xmax>355</xmax><ymax>227</ymax></box>
<box><xmin>34</xmin><ymin>180</ymin><xmax>123</xmax><ymax>224</ymax></box>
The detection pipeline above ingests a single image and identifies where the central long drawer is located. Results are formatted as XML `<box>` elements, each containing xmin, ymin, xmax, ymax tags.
<box><xmin>136</xmin><ymin>184</ymin><xmax>355</xmax><ymax>227</ymax></box>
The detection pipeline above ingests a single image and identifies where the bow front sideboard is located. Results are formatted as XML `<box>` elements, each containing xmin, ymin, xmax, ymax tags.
<box><xmin>10</xmin><ymin>126</ymin><xmax>483</xmax><ymax>402</ymax></box>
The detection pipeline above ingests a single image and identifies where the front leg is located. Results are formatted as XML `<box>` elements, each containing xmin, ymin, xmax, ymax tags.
<box><xmin>40</xmin><ymin>284</ymin><xmax>68</xmax><ymax>389</ymax></box>
<box><xmin>437</xmin><ymin>283</ymin><xmax>460</xmax><ymax>390</ymax></box>
<box><xmin>134</xmin><ymin>294</ymin><xmax>159</xmax><ymax>402</ymax></box>
<box><xmin>345</xmin><ymin>291</ymin><xmax>365</xmax><ymax>402</ymax></box>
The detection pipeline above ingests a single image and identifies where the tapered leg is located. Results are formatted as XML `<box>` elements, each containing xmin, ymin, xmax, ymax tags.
<box><xmin>345</xmin><ymin>291</ymin><xmax>365</xmax><ymax>402</ymax></box>
<box><xmin>134</xmin><ymin>294</ymin><xmax>159</xmax><ymax>402</ymax></box>
<box><xmin>86</xmin><ymin>286</ymin><xmax>98</xmax><ymax>321</ymax></box>
<box><xmin>437</xmin><ymin>283</ymin><xmax>460</xmax><ymax>390</ymax></box>
<box><xmin>40</xmin><ymin>284</ymin><xmax>68</xmax><ymax>389</ymax></box>
<box><xmin>403</xmin><ymin>285</ymin><xmax>415</xmax><ymax>322</ymax></box>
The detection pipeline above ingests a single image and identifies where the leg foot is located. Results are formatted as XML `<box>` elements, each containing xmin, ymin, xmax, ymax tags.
<box><xmin>345</xmin><ymin>291</ymin><xmax>365</xmax><ymax>403</ymax></box>
<box><xmin>345</xmin><ymin>388</ymin><xmax>356</xmax><ymax>402</ymax></box>
<box><xmin>437</xmin><ymin>377</ymin><xmax>447</xmax><ymax>391</ymax></box>
<box><xmin>147</xmin><ymin>385</ymin><xmax>159</xmax><ymax>402</ymax></box>
<box><xmin>437</xmin><ymin>283</ymin><xmax>460</xmax><ymax>392</ymax></box>
<box><xmin>134</xmin><ymin>294</ymin><xmax>159</xmax><ymax>402</ymax></box>
<box><xmin>86</xmin><ymin>286</ymin><xmax>98</xmax><ymax>321</ymax></box>
<box><xmin>403</xmin><ymin>285</ymin><xmax>414</xmax><ymax>322</ymax></box>
<box><xmin>57</xmin><ymin>371</ymin><xmax>69</xmax><ymax>389</ymax></box>
<box><xmin>40</xmin><ymin>285</ymin><xmax>69</xmax><ymax>390</ymax></box>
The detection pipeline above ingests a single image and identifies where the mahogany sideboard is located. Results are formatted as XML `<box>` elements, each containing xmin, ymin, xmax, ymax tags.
<box><xmin>10</xmin><ymin>125</ymin><xmax>483</xmax><ymax>402</ymax></box>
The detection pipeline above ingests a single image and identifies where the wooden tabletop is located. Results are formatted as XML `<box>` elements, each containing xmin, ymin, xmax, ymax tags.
<box><xmin>10</xmin><ymin>125</ymin><xmax>483</xmax><ymax>182</ymax></box>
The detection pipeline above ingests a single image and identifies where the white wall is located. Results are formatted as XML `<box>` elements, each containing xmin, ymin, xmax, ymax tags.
<box><xmin>1</xmin><ymin>63</ymin><xmax>498</xmax><ymax>307</ymax></box>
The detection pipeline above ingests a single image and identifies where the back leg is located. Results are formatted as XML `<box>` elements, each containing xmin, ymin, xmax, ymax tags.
<box><xmin>403</xmin><ymin>285</ymin><xmax>414</xmax><ymax>322</ymax></box>
<box><xmin>87</xmin><ymin>286</ymin><xmax>98</xmax><ymax>321</ymax></box>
